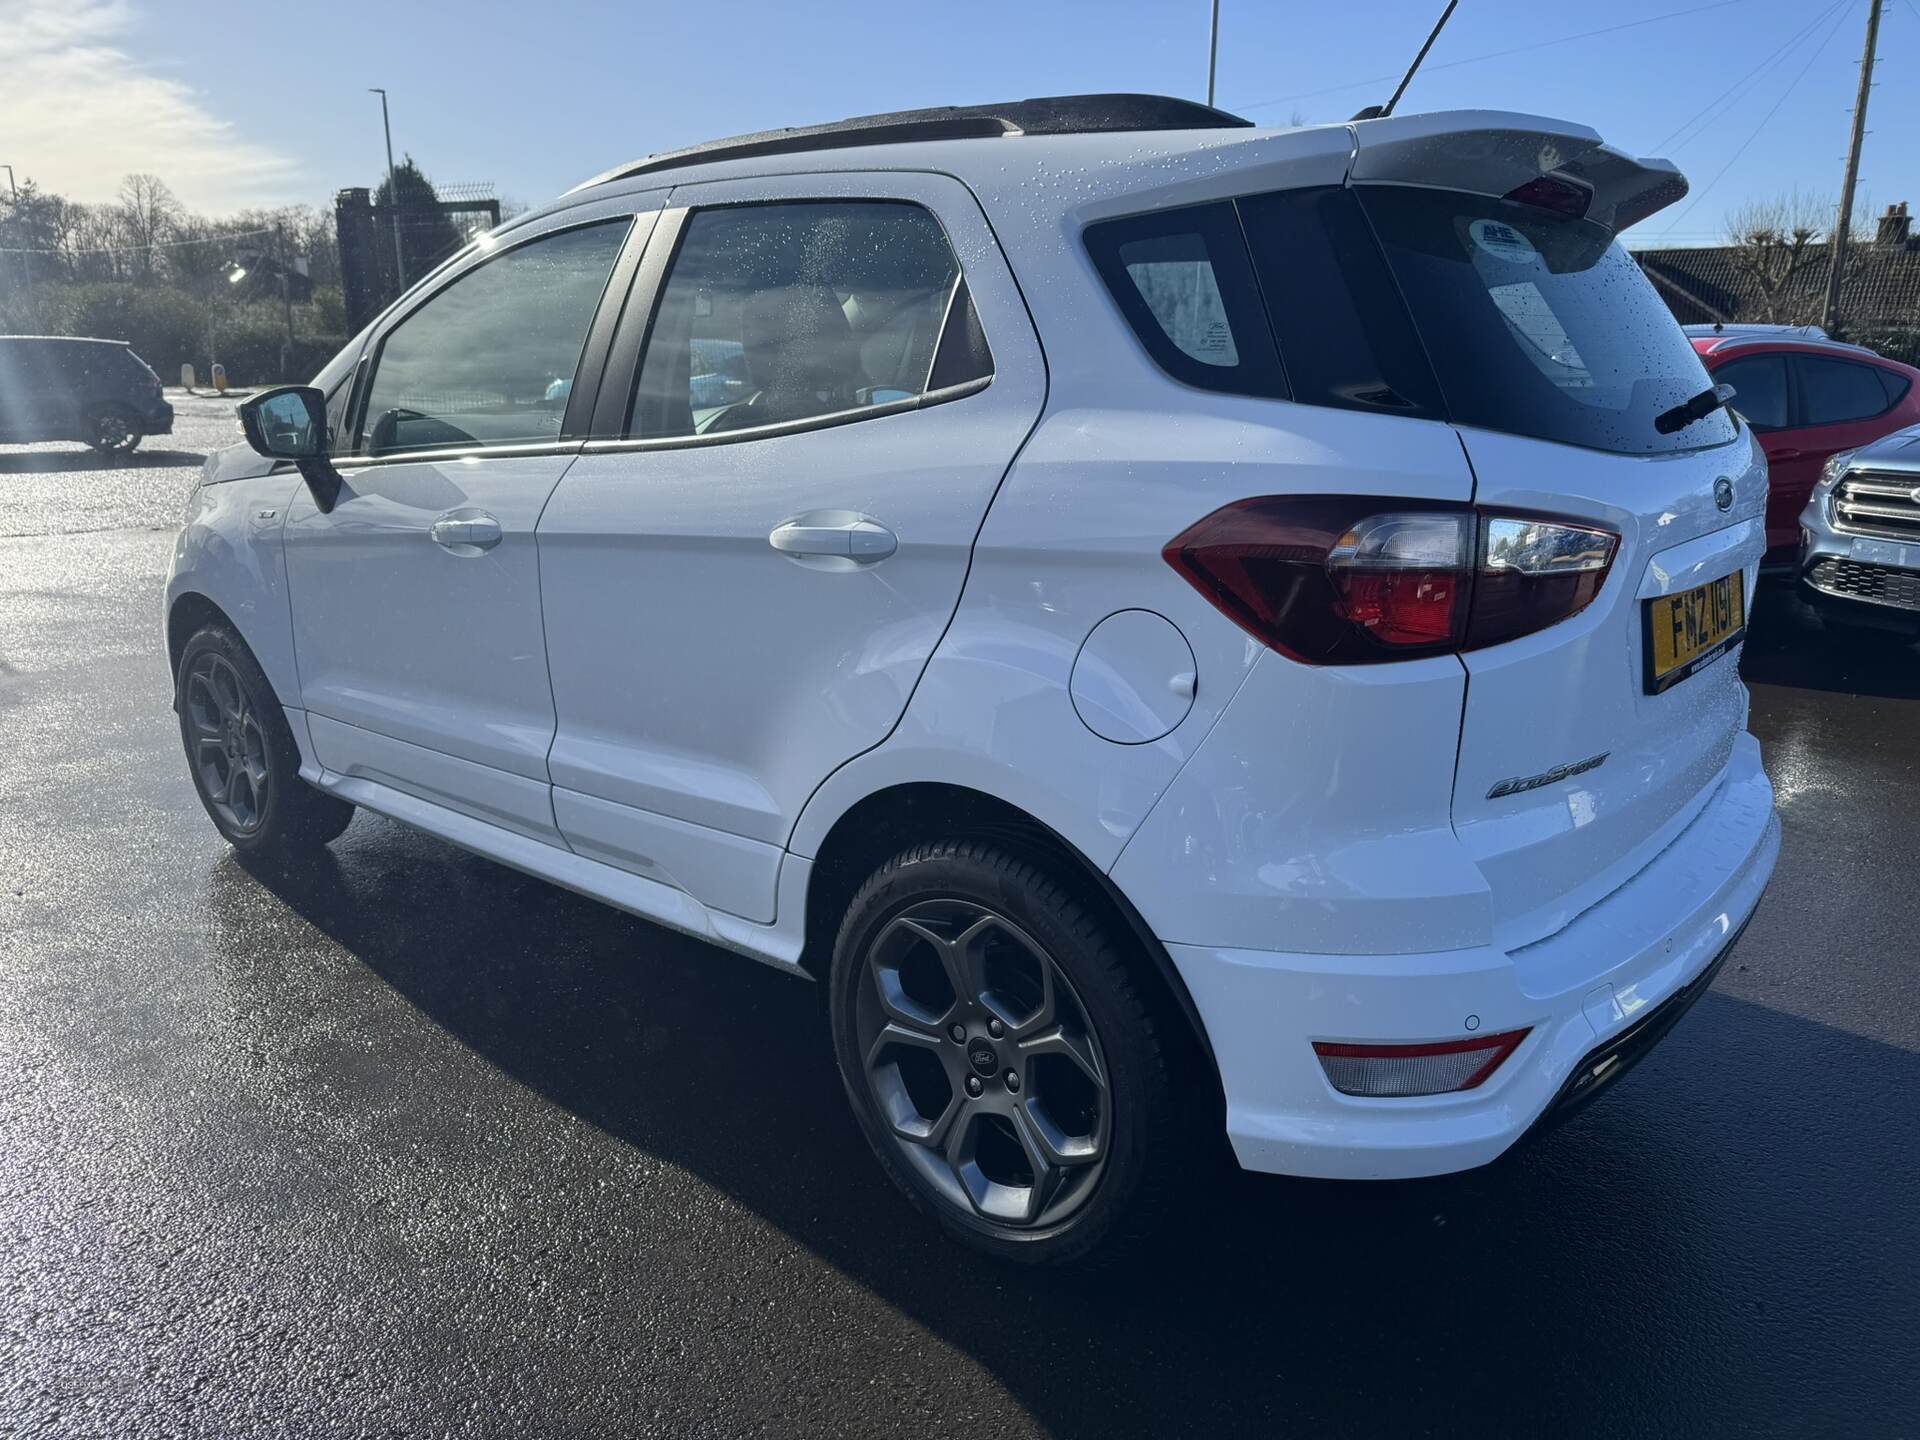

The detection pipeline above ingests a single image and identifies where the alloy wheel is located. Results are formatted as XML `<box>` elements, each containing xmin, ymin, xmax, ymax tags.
<box><xmin>183</xmin><ymin>652</ymin><xmax>271</xmax><ymax>834</ymax></box>
<box><xmin>854</xmin><ymin>899</ymin><xmax>1111</xmax><ymax>1230</ymax></box>
<box><xmin>90</xmin><ymin>411</ymin><xmax>135</xmax><ymax>452</ymax></box>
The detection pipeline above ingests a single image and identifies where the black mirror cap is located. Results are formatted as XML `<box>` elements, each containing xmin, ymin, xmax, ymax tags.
<box><xmin>238</xmin><ymin>385</ymin><xmax>327</xmax><ymax>460</ymax></box>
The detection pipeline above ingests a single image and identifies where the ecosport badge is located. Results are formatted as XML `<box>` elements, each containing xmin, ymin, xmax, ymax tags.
<box><xmin>1487</xmin><ymin>752</ymin><xmax>1610</xmax><ymax>800</ymax></box>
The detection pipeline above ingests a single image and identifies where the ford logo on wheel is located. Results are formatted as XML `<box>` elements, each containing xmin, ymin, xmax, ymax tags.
<box><xmin>1714</xmin><ymin>476</ymin><xmax>1734</xmax><ymax>511</ymax></box>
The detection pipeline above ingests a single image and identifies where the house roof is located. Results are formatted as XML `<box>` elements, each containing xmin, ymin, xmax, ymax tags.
<box><xmin>1635</xmin><ymin>222</ymin><xmax>1920</xmax><ymax>332</ymax></box>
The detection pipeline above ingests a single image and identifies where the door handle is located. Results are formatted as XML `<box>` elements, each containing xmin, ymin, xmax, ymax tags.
<box><xmin>769</xmin><ymin>519</ymin><xmax>896</xmax><ymax>561</ymax></box>
<box><xmin>431</xmin><ymin>514</ymin><xmax>503</xmax><ymax>552</ymax></box>
<box><xmin>1769</xmin><ymin>448</ymin><xmax>1805</xmax><ymax>461</ymax></box>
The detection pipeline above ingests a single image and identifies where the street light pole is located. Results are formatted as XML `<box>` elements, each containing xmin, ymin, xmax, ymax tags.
<box><xmin>276</xmin><ymin>220</ymin><xmax>296</xmax><ymax>378</ymax></box>
<box><xmin>369</xmin><ymin>88</ymin><xmax>406</xmax><ymax>288</ymax></box>
<box><xmin>3</xmin><ymin>163</ymin><xmax>32</xmax><ymax>313</ymax></box>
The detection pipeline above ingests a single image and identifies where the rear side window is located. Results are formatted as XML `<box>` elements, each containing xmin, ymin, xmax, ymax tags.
<box><xmin>1356</xmin><ymin>186</ymin><xmax>1733</xmax><ymax>454</ymax></box>
<box><xmin>1084</xmin><ymin>204</ymin><xmax>1284</xmax><ymax>398</ymax></box>
<box><xmin>1796</xmin><ymin>355</ymin><xmax>1895</xmax><ymax>426</ymax></box>
<box><xmin>631</xmin><ymin>201</ymin><xmax>985</xmax><ymax>441</ymax></box>
<box><xmin>1713</xmin><ymin>354</ymin><xmax>1789</xmax><ymax>430</ymax></box>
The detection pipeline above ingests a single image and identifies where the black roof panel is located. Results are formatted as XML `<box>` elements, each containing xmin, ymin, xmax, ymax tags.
<box><xmin>573</xmin><ymin>93</ymin><xmax>1254</xmax><ymax>191</ymax></box>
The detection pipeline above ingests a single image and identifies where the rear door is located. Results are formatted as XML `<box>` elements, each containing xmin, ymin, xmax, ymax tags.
<box><xmin>284</xmin><ymin>206</ymin><xmax>652</xmax><ymax>842</ymax></box>
<box><xmin>537</xmin><ymin>173</ymin><xmax>1044</xmax><ymax>924</ymax></box>
<box><xmin>1351</xmin><ymin>181</ymin><xmax>1766</xmax><ymax>951</ymax></box>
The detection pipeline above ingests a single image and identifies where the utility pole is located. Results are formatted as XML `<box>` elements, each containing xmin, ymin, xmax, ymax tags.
<box><xmin>1822</xmin><ymin>0</ymin><xmax>1883</xmax><ymax>336</ymax></box>
<box><xmin>1207</xmin><ymin>0</ymin><xmax>1221</xmax><ymax>108</ymax></box>
<box><xmin>369</xmin><ymin>88</ymin><xmax>406</xmax><ymax>289</ymax></box>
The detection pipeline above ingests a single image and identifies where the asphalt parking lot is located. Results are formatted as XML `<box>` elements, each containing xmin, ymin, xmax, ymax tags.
<box><xmin>2</xmin><ymin>393</ymin><xmax>1916</xmax><ymax>1438</ymax></box>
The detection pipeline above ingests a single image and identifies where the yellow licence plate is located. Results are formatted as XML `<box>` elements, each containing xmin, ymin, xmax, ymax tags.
<box><xmin>1644</xmin><ymin>570</ymin><xmax>1747</xmax><ymax>694</ymax></box>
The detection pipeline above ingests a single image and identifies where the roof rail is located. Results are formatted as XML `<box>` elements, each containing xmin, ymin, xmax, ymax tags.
<box><xmin>569</xmin><ymin>93</ymin><xmax>1254</xmax><ymax>193</ymax></box>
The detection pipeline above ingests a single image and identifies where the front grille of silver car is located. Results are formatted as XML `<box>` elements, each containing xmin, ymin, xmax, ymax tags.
<box><xmin>1807</xmin><ymin>557</ymin><xmax>1920</xmax><ymax>613</ymax></box>
<box><xmin>1831</xmin><ymin>472</ymin><xmax>1920</xmax><ymax>542</ymax></box>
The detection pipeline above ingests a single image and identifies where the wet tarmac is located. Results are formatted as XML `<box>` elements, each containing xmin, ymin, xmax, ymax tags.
<box><xmin>2</xmin><ymin>394</ymin><xmax>1916</xmax><ymax>1437</ymax></box>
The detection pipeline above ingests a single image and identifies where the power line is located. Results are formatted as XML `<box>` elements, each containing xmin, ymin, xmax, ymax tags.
<box><xmin>1651</xmin><ymin>1</ymin><xmax>1856</xmax><ymax>237</ymax></box>
<box><xmin>1232</xmin><ymin>0</ymin><xmax>1746</xmax><ymax>111</ymax></box>
<box><xmin>1652</xmin><ymin>0</ymin><xmax>1853</xmax><ymax>153</ymax></box>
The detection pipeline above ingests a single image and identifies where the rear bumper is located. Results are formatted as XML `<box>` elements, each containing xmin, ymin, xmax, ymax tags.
<box><xmin>1167</xmin><ymin>734</ymin><xmax>1778</xmax><ymax>1180</ymax></box>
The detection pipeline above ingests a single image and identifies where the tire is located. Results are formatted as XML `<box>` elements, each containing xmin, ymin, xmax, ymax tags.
<box><xmin>85</xmin><ymin>405</ymin><xmax>141</xmax><ymax>455</ymax></box>
<box><xmin>175</xmin><ymin>623</ymin><xmax>354</xmax><ymax>859</ymax></box>
<box><xmin>828</xmin><ymin>839</ymin><xmax>1189</xmax><ymax>1265</ymax></box>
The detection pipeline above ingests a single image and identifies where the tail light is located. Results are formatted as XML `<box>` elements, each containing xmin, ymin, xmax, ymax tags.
<box><xmin>1312</xmin><ymin>1028</ymin><xmax>1531</xmax><ymax>1097</ymax></box>
<box><xmin>1164</xmin><ymin>496</ymin><xmax>1616</xmax><ymax>664</ymax></box>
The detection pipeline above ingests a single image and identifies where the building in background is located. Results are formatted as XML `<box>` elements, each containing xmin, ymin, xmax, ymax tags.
<box><xmin>1636</xmin><ymin>204</ymin><xmax>1920</xmax><ymax>365</ymax></box>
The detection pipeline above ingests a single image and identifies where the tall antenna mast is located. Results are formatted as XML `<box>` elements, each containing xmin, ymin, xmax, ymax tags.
<box><xmin>1363</xmin><ymin>0</ymin><xmax>1461</xmax><ymax>120</ymax></box>
<box><xmin>1205</xmin><ymin>0</ymin><xmax>1221</xmax><ymax>108</ymax></box>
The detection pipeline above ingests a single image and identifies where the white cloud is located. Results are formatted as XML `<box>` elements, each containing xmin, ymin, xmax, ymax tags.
<box><xmin>0</xmin><ymin>0</ymin><xmax>299</xmax><ymax>212</ymax></box>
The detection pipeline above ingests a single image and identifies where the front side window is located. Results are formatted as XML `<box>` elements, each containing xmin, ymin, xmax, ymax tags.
<box><xmin>357</xmin><ymin>220</ymin><xmax>628</xmax><ymax>456</ymax></box>
<box><xmin>1796</xmin><ymin>355</ymin><xmax>1894</xmax><ymax>427</ymax></box>
<box><xmin>632</xmin><ymin>201</ymin><xmax>984</xmax><ymax>440</ymax></box>
<box><xmin>1713</xmin><ymin>354</ymin><xmax>1789</xmax><ymax>430</ymax></box>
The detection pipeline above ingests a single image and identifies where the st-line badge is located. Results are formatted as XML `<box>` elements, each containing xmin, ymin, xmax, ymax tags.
<box><xmin>1487</xmin><ymin>751</ymin><xmax>1611</xmax><ymax>800</ymax></box>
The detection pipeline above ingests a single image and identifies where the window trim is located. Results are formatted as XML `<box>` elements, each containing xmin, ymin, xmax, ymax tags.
<box><xmin>348</xmin><ymin>212</ymin><xmax>639</xmax><ymax>459</ymax></box>
<box><xmin>604</xmin><ymin>196</ymin><xmax>996</xmax><ymax>451</ymax></box>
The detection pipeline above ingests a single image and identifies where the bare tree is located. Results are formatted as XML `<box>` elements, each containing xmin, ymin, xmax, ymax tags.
<box><xmin>117</xmin><ymin>173</ymin><xmax>182</xmax><ymax>282</ymax></box>
<box><xmin>1724</xmin><ymin>194</ymin><xmax>1829</xmax><ymax>324</ymax></box>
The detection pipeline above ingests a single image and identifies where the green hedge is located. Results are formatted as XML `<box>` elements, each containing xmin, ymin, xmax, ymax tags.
<box><xmin>1</xmin><ymin>282</ymin><xmax>345</xmax><ymax>386</ymax></box>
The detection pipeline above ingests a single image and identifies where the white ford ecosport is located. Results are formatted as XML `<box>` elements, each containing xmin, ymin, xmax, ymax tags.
<box><xmin>167</xmin><ymin>95</ymin><xmax>1779</xmax><ymax>1263</ymax></box>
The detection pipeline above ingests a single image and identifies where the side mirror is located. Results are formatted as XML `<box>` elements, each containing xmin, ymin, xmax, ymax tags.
<box><xmin>238</xmin><ymin>385</ymin><xmax>343</xmax><ymax>513</ymax></box>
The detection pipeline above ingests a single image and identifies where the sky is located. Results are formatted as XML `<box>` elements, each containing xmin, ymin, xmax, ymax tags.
<box><xmin>2</xmin><ymin>0</ymin><xmax>1916</xmax><ymax>248</ymax></box>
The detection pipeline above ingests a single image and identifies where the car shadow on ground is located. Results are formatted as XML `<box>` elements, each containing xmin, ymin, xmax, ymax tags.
<box><xmin>0</xmin><ymin>448</ymin><xmax>206</xmax><ymax>473</ymax></box>
<box><xmin>1741</xmin><ymin>576</ymin><xmax>1920</xmax><ymax>700</ymax></box>
<box><xmin>215</xmin><ymin>823</ymin><xmax>1917</xmax><ymax>1435</ymax></box>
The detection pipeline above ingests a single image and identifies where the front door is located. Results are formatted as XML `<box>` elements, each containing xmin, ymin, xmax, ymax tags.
<box><xmin>284</xmin><ymin>212</ymin><xmax>643</xmax><ymax>842</ymax></box>
<box><xmin>537</xmin><ymin>176</ymin><xmax>1045</xmax><ymax>923</ymax></box>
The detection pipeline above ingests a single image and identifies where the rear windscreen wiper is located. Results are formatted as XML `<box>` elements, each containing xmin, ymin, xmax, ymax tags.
<box><xmin>1655</xmin><ymin>383</ymin><xmax>1736</xmax><ymax>435</ymax></box>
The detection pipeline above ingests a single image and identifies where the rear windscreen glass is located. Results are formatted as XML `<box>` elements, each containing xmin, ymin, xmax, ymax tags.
<box><xmin>1355</xmin><ymin>186</ymin><xmax>1735</xmax><ymax>454</ymax></box>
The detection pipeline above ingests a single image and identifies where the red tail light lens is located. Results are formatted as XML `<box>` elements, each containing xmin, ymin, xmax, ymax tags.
<box><xmin>1164</xmin><ymin>497</ymin><xmax>1616</xmax><ymax>665</ymax></box>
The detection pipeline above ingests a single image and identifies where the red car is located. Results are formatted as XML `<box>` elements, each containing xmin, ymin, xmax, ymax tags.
<box><xmin>1688</xmin><ymin>327</ymin><xmax>1920</xmax><ymax>560</ymax></box>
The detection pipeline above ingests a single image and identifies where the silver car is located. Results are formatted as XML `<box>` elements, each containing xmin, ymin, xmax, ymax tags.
<box><xmin>1798</xmin><ymin>423</ymin><xmax>1920</xmax><ymax>638</ymax></box>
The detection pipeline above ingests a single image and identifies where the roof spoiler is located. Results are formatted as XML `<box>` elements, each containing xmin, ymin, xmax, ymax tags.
<box><xmin>1346</xmin><ymin>110</ymin><xmax>1688</xmax><ymax>232</ymax></box>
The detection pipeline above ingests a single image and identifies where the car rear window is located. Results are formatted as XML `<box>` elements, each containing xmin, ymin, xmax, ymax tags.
<box><xmin>1354</xmin><ymin>186</ymin><xmax>1734</xmax><ymax>454</ymax></box>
